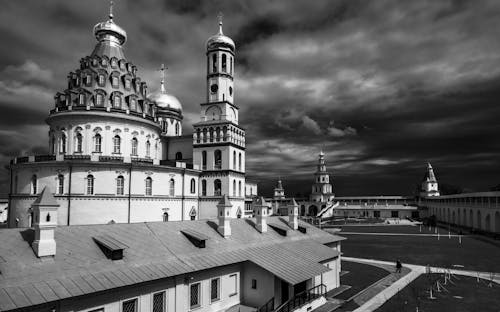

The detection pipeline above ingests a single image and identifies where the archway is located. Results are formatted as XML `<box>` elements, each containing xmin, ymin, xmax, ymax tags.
<box><xmin>457</xmin><ymin>209</ymin><xmax>461</xmax><ymax>226</ymax></box>
<box><xmin>477</xmin><ymin>210</ymin><xmax>482</xmax><ymax>230</ymax></box>
<box><xmin>469</xmin><ymin>210</ymin><xmax>473</xmax><ymax>229</ymax></box>
<box><xmin>452</xmin><ymin>211</ymin><xmax>456</xmax><ymax>225</ymax></box>
<box><xmin>485</xmin><ymin>214</ymin><xmax>491</xmax><ymax>232</ymax></box>
<box><xmin>447</xmin><ymin>208</ymin><xmax>451</xmax><ymax>223</ymax></box>
<box><xmin>463</xmin><ymin>208</ymin><xmax>467</xmax><ymax>226</ymax></box>
<box><xmin>495</xmin><ymin>211</ymin><xmax>500</xmax><ymax>233</ymax></box>
<box><xmin>309</xmin><ymin>205</ymin><xmax>318</xmax><ymax>217</ymax></box>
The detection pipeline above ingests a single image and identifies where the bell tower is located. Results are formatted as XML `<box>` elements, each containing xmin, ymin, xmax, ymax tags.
<box><xmin>310</xmin><ymin>151</ymin><xmax>335</xmax><ymax>203</ymax></box>
<box><xmin>193</xmin><ymin>15</ymin><xmax>245</xmax><ymax>219</ymax></box>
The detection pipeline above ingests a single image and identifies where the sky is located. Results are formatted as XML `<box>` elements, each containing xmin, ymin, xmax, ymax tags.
<box><xmin>0</xmin><ymin>0</ymin><xmax>500</xmax><ymax>197</ymax></box>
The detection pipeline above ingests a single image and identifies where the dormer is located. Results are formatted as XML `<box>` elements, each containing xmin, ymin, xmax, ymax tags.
<box><xmin>181</xmin><ymin>229</ymin><xmax>209</xmax><ymax>248</ymax></box>
<box><xmin>93</xmin><ymin>234</ymin><xmax>128</xmax><ymax>260</ymax></box>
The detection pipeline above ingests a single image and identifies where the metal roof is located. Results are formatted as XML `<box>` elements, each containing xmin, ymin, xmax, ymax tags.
<box><xmin>0</xmin><ymin>217</ymin><xmax>343</xmax><ymax>311</ymax></box>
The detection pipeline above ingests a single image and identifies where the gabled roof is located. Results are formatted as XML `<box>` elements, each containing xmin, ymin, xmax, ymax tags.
<box><xmin>32</xmin><ymin>187</ymin><xmax>59</xmax><ymax>207</ymax></box>
<box><xmin>217</xmin><ymin>194</ymin><xmax>232</xmax><ymax>207</ymax></box>
<box><xmin>0</xmin><ymin>217</ymin><xmax>344</xmax><ymax>311</ymax></box>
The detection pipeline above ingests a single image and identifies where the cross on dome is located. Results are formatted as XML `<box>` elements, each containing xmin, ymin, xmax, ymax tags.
<box><xmin>109</xmin><ymin>1</ymin><xmax>114</xmax><ymax>20</ymax></box>
<box><xmin>217</xmin><ymin>12</ymin><xmax>224</xmax><ymax>34</ymax></box>
<box><xmin>159</xmin><ymin>63</ymin><xmax>168</xmax><ymax>93</ymax></box>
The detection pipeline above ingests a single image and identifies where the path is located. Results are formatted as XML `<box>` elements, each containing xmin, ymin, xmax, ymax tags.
<box><xmin>340</xmin><ymin>232</ymin><xmax>465</xmax><ymax>237</ymax></box>
<box><xmin>342</xmin><ymin>257</ymin><xmax>500</xmax><ymax>312</ymax></box>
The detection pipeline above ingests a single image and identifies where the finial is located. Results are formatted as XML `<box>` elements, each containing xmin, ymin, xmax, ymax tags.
<box><xmin>159</xmin><ymin>63</ymin><xmax>167</xmax><ymax>93</ymax></box>
<box><xmin>109</xmin><ymin>1</ymin><xmax>114</xmax><ymax>20</ymax></box>
<box><xmin>217</xmin><ymin>12</ymin><xmax>224</xmax><ymax>34</ymax></box>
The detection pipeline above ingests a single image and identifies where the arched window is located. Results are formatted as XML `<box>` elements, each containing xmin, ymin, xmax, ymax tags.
<box><xmin>50</xmin><ymin>135</ymin><xmax>56</xmax><ymax>154</ymax></box>
<box><xmin>146</xmin><ymin>141</ymin><xmax>151</xmax><ymax>158</ymax></box>
<box><xmin>79</xmin><ymin>93</ymin><xmax>85</xmax><ymax>105</ymax></box>
<box><xmin>233</xmin><ymin>151</ymin><xmax>236</xmax><ymax>170</ymax></box>
<box><xmin>96</xmin><ymin>93</ymin><xmax>104</xmax><ymax>106</ymax></box>
<box><xmin>222</xmin><ymin>54</ymin><xmax>227</xmax><ymax>72</ymax></box>
<box><xmin>60</xmin><ymin>133</ymin><xmax>67</xmax><ymax>154</ymax></box>
<box><xmin>169</xmin><ymin>178</ymin><xmax>175</xmax><ymax>196</ymax></box>
<box><xmin>145</xmin><ymin>177</ymin><xmax>152</xmax><ymax>196</ymax></box>
<box><xmin>209</xmin><ymin>128</ymin><xmax>214</xmax><ymax>142</ymax></box>
<box><xmin>113</xmin><ymin>94</ymin><xmax>121</xmax><ymax>108</ymax></box>
<box><xmin>175</xmin><ymin>123</ymin><xmax>180</xmax><ymax>136</ymax></box>
<box><xmin>222</xmin><ymin>126</ymin><xmax>228</xmax><ymax>140</ymax></box>
<box><xmin>163</xmin><ymin>212</ymin><xmax>169</xmax><ymax>222</ymax></box>
<box><xmin>202</xmin><ymin>128</ymin><xmax>207</xmax><ymax>143</ymax></box>
<box><xmin>131</xmin><ymin>138</ymin><xmax>138</xmax><ymax>156</ymax></box>
<box><xmin>75</xmin><ymin>133</ymin><xmax>83</xmax><ymax>153</ymax></box>
<box><xmin>190</xmin><ymin>178</ymin><xmax>196</xmax><ymax>194</ymax></box>
<box><xmin>190</xmin><ymin>207</ymin><xmax>196</xmax><ymax>221</ymax></box>
<box><xmin>214</xmin><ymin>150</ymin><xmax>222</xmax><ymax>170</ymax></box>
<box><xmin>57</xmin><ymin>174</ymin><xmax>64</xmax><ymax>195</ymax></box>
<box><xmin>112</xmin><ymin>76</ymin><xmax>119</xmax><ymax>88</ymax></box>
<box><xmin>86</xmin><ymin>175</ymin><xmax>94</xmax><ymax>195</ymax></box>
<box><xmin>238</xmin><ymin>153</ymin><xmax>242</xmax><ymax>171</ymax></box>
<box><xmin>31</xmin><ymin>175</ymin><xmax>37</xmax><ymax>194</ymax></box>
<box><xmin>216</xmin><ymin>127</ymin><xmax>221</xmax><ymax>141</ymax></box>
<box><xmin>202</xmin><ymin>151</ymin><xmax>207</xmax><ymax>170</ymax></box>
<box><xmin>214</xmin><ymin>179</ymin><xmax>222</xmax><ymax>196</ymax></box>
<box><xmin>201</xmin><ymin>179</ymin><xmax>207</xmax><ymax>196</ymax></box>
<box><xmin>113</xmin><ymin>135</ymin><xmax>121</xmax><ymax>154</ymax></box>
<box><xmin>94</xmin><ymin>134</ymin><xmax>102</xmax><ymax>152</ymax></box>
<box><xmin>116</xmin><ymin>175</ymin><xmax>124</xmax><ymax>195</ymax></box>
<box><xmin>98</xmin><ymin>74</ymin><xmax>105</xmax><ymax>86</ymax></box>
<box><xmin>230</xmin><ymin>56</ymin><xmax>233</xmax><ymax>75</ymax></box>
<box><xmin>233</xmin><ymin>180</ymin><xmax>236</xmax><ymax>196</ymax></box>
<box><xmin>196</xmin><ymin>129</ymin><xmax>201</xmax><ymax>143</ymax></box>
<box><xmin>238</xmin><ymin>181</ymin><xmax>242</xmax><ymax>197</ymax></box>
<box><xmin>175</xmin><ymin>152</ymin><xmax>183</xmax><ymax>160</ymax></box>
<box><xmin>212</xmin><ymin>54</ymin><xmax>217</xmax><ymax>73</ymax></box>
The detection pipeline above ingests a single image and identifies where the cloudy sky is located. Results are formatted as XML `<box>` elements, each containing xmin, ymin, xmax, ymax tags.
<box><xmin>1</xmin><ymin>0</ymin><xmax>500</xmax><ymax>197</ymax></box>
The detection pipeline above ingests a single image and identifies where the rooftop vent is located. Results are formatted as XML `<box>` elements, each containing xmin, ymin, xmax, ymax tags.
<box><xmin>269</xmin><ymin>223</ymin><xmax>289</xmax><ymax>236</ymax></box>
<box><xmin>181</xmin><ymin>229</ymin><xmax>210</xmax><ymax>248</ymax></box>
<box><xmin>93</xmin><ymin>234</ymin><xmax>128</xmax><ymax>260</ymax></box>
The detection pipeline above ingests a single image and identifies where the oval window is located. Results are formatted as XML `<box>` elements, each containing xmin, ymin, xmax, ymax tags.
<box><xmin>210</xmin><ymin>84</ymin><xmax>219</xmax><ymax>93</ymax></box>
<box><xmin>229</xmin><ymin>86</ymin><xmax>233</xmax><ymax>96</ymax></box>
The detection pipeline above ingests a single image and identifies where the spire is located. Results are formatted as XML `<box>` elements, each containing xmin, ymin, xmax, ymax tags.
<box><xmin>109</xmin><ymin>0</ymin><xmax>114</xmax><ymax>20</ymax></box>
<box><xmin>217</xmin><ymin>12</ymin><xmax>224</xmax><ymax>35</ymax></box>
<box><xmin>159</xmin><ymin>63</ymin><xmax>167</xmax><ymax>94</ymax></box>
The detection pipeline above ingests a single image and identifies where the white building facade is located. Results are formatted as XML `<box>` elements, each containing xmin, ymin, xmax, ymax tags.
<box><xmin>7</xmin><ymin>9</ymin><xmax>249</xmax><ymax>227</ymax></box>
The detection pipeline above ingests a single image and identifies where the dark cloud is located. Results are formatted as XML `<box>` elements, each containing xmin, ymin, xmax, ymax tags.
<box><xmin>0</xmin><ymin>0</ymin><xmax>499</xmax><ymax>197</ymax></box>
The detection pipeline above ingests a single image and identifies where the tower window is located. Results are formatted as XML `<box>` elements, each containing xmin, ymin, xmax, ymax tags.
<box><xmin>230</xmin><ymin>56</ymin><xmax>233</xmax><ymax>75</ymax></box>
<box><xmin>94</xmin><ymin>134</ymin><xmax>102</xmax><ymax>152</ymax></box>
<box><xmin>75</xmin><ymin>133</ymin><xmax>83</xmax><ymax>153</ymax></box>
<box><xmin>85</xmin><ymin>75</ymin><xmax>92</xmax><ymax>86</ymax></box>
<box><xmin>96</xmin><ymin>93</ymin><xmax>103</xmax><ymax>106</ymax></box>
<box><xmin>239</xmin><ymin>153</ymin><xmax>242</xmax><ymax>171</ymax></box>
<box><xmin>222</xmin><ymin>54</ymin><xmax>227</xmax><ymax>72</ymax></box>
<box><xmin>112</xmin><ymin>76</ymin><xmax>119</xmax><ymax>88</ymax></box>
<box><xmin>201</xmin><ymin>179</ymin><xmax>207</xmax><ymax>196</ymax></box>
<box><xmin>233</xmin><ymin>151</ymin><xmax>236</xmax><ymax>169</ymax></box>
<box><xmin>239</xmin><ymin>181</ymin><xmax>242</xmax><ymax>197</ymax></box>
<box><xmin>145</xmin><ymin>177</ymin><xmax>152</xmax><ymax>195</ymax></box>
<box><xmin>169</xmin><ymin>178</ymin><xmax>175</xmax><ymax>196</ymax></box>
<box><xmin>233</xmin><ymin>180</ymin><xmax>236</xmax><ymax>196</ymax></box>
<box><xmin>129</xmin><ymin>98</ymin><xmax>136</xmax><ymax>111</ymax></box>
<box><xmin>175</xmin><ymin>152</ymin><xmax>182</xmax><ymax>160</ymax></box>
<box><xmin>202</xmin><ymin>128</ymin><xmax>208</xmax><ymax>143</ymax></box>
<box><xmin>214</xmin><ymin>150</ymin><xmax>222</xmax><ymax>170</ymax></box>
<box><xmin>113</xmin><ymin>95</ymin><xmax>121</xmax><ymax>108</ymax></box>
<box><xmin>202</xmin><ymin>151</ymin><xmax>207</xmax><ymax>170</ymax></box>
<box><xmin>214</xmin><ymin>179</ymin><xmax>222</xmax><ymax>196</ymax></box>
<box><xmin>212</xmin><ymin>54</ymin><xmax>217</xmax><ymax>73</ymax></box>
<box><xmin>79</xmin><ymin>93</ymin><xmax>85</xmax><ymax>105</ymax></box>
<box><xmin>125</xmin><ymin>79</ymin><xmax>131</xmax><ymax>90</ymax></box>
<box><xmin>117</xmin><ymin>175</ymin><xmax>124</xmax><ymax>195</ymax></box>
<box><xmin>113</xmin><ymin>135</ymin><xmax>121</xmax><ymax>154</ymax></box>
<box><xmin>131</xmin><ymin>138</ymin><xmax>138</xmax><ymax>156</ymax></box>
<box><xmin>190</xmin><ymin>178</ymin><xmax>196</xmax><ymax>194</ymax></box>
<box><xmin>60</xmin><ymin>133</ymin><xmax>67</xmax><ymax>154</ymax></box>
<box><xmin>175</xmin><ymin>123</ymin><xmax>180</xmax><ymax>136</ymax></box>
<box><xmin>98</xmin><ymin>75</ymin><xmax>105</xmax><ymax>86</ymax></box>
<box><xmin>31</xmin><ymin>175</ymin><xmax>37</xmax><ymax>194</ymax></box>
<box><xmin>87</xmin><ymin>175</ymin><xmax>94</xmax><ymax>195</ymax></box>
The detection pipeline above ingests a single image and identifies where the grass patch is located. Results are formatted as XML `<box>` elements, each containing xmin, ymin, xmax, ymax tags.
<box><xmin>376</xmin><ymin>274</ymin><xmax>500</xmax><ymax>312</ymax></box>
<box><xmin>336</xmin><ymin>261</ymin><xmax>390</xmax><ymax>300</ymax></box>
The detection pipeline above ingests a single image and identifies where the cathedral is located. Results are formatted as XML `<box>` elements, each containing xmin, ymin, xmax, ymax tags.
<box><xmin>7</xmin><ymin>7</ymin><xmax>249</xmax><ymax>227</ymax></box>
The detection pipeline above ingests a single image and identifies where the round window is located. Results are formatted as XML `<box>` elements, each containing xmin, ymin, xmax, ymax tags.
<box><xmin>210</xmin><ymin>84</ymin><xmax>218</xmax><ymax>93</ymax></box>
<box><xmin>229</xmin><ymin>86</ymin><xmax>233</xmax><ymax>96</ymax></box>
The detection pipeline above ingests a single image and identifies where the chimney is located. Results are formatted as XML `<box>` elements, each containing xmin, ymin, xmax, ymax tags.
<box><xmin>289</xmin><ymin>198</ymin><xmax>299</xmax><ymax>230</ymax></box>
<box><xmin>31</xmin><ymin>187</ymin><xmax>59</xmax><ymax>258</ymax></box>
<box><xmin>217</xmin><ymin>194</ymin><xmax>232</xmax><ymax>237</ymax></box>
<box><xmin>253</xmin><ymin>197</ymin><xmax>268</xmax><ymax>233</ymax></box>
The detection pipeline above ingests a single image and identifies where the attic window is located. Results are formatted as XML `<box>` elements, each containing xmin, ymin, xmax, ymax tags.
<box><xmin>269</xmin><ymin>224</ymin><xmax>289</xmax><ymax>236</ymax></box>
<box><xmin>298</xmin><ymin>226</ymin><xmax>307</xmax><ymax>234</ymax></box>
<box><xmin>181</xmin><ymin>229</ymin><xmax>209</xmax><ymax>248</ymax></box>
<box><xmin>93</xmin><ymin>235</ymin><xmax>128</xmax><ymax>260</ymax></box>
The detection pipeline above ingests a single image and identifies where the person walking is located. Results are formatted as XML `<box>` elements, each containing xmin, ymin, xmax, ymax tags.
<box><xmin>396</xmin><ymin>260</ymin><xmax>402</xmax><ymax>274</ymax></box>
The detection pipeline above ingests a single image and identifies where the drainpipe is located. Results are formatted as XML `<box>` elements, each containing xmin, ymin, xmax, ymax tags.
<box><xmin>128</xmin><ymin>163</ymin><xmax>132</xmax><ymax>223</ymax></box>
<box><xmin>67</xmin><ymin>163</ymin><xmax>73</xmax><ymax>225</ymax></box>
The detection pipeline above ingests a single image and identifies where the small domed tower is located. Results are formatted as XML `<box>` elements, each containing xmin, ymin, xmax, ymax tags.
<box><xmin>310</xmin><ymin>150</ymin><xmax>335</xmax><ymax>203</ymax></box>
<box><xmin>150</xmin><ymin>64</ymin><xmax>183</xmax><ymax>137</ymax></box>
<box><xmin>420</xmin><ymin>163</ymin><xmax>440</xmax><ymax>197</ymax></box>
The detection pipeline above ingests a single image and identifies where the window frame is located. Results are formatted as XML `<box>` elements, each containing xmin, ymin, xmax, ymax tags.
<box><xmin>210</xmin><ymin>277</ymin><xmax>221</xmax><ymax>303</ymax></box>
<box><xmin>169</xmin><ymin>178</ymin><xmax>175</xmax><ymax>196</ymax></box>
<box><xmin>94</xmin><ymin>134</ymin><xmax>102</xmax><ymax>153</ymax></box>
<box><xmin>190</xmin><ymin>178</ymin><xmax>196</xmax><ymax>194</ymax></box>
<box><xmin>228</xmin><ymin>273</ymin><xmax>238</xmax><ymax>297</ymax></box>
<box><xmin>116</xmin><ymin>175</ymin><xmax>124</xmax><ymax>196</ymax></box>
<box><xmin>57</xmin><ymin>174</ymin><xmax>64</xmax><ymax>195</ymax></box>
<box><xmin>131</xmin><ymin>138</ymin><xmax>138</xmax><ymax>156</ymax></box>
<box><xmin>121</xmin><ymin>297</ymin><xmax>139</xmax><ymax>312</ymax></box>
<box><xmin>113</xmin><ymin>135</ymin><xmax>121</xmax><ymax>154</ymax></box>
<box><xmin>152</xmin><ymin>291</ymin><xmax>166</xmax><ymax>312</ymax></box>
<box><xmin>86</xmin><ymin>175</ymin><xmax>94</xmax><ymax>195</ymax></box>
<box><xmin>189</xmin><ymin>282</ymin><xmax>202</xmax><ymax>310</ymax></box>
<box><xmin>145</xmin><ymin>177</ymin><xmax>153</xmax><ymax>196</ymax></box>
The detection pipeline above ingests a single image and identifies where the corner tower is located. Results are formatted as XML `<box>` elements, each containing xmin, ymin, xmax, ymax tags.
<box><xmin>193</xmin><ymin>15</ymin><xmax>245</xmax><ymax>219</ymax></box>
<box><xmin>310</xmin><ymin>151</ymin><xmax>334</xmax><ymax>203</ymax></box>
<box><xmin>420</xmin><ymin>162</ymin><xmax>440</xmax><ymax>197</ymax></box>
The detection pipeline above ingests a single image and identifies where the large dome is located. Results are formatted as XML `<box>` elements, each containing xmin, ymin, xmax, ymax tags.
<box><xmin>206</xmin><ymin>20</ymin><xmax>235</xmax><ymax>52</ymax></box>
<box><xmin>150</xmin><ymin>91</ymin><xmax>182</xmax><ymax>111</ymax></box>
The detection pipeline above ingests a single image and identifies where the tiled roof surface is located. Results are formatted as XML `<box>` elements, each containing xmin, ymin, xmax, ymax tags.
<box><xmin>0</xmin><ymin>217</ymin><xmax>343</xmax><ymax>311</ymax></box>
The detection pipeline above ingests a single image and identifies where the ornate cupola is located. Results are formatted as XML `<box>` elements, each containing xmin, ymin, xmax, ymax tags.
<box><xmin>150</xmin><ymin>64</ymin><xmax>183</xmax><ymax>137</ymax></box>
<box><xmin>273</xmin><ymin>179</ymin><xmax>285</xmax><ymax>200</ymax></box>
<box><xmin>47</xmin><ymin>2</ymin><xmax>161</xmax><ymax>159</ymax></box>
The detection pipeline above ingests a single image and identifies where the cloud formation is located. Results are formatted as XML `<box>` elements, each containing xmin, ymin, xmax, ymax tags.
<box><xmin>0</xmin><ymin>0</ymin><xmax>499</xmax><ymax>197</ymax></box>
